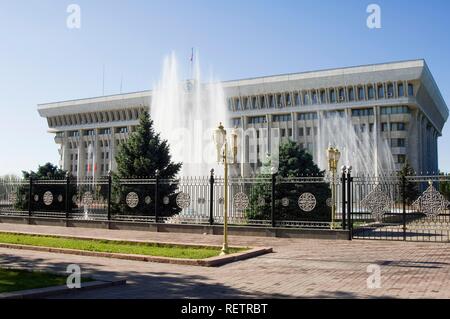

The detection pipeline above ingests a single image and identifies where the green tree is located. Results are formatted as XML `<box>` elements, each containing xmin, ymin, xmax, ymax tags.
<box><xmin>397</xmin><ymin>161</ymin><xmax>420</xmax><ymax>204</ymax></box>
<box><xmin>15</xmin><ymin>163</ymin><xmax>68</xmax><ymax>211</ymax></box>
<box><xmin>21</xmin><ymin>163</ymin><xmax>67</xmax><ymax>180</ymax></box>
<box><xmin>439</xmin><ymin>173</ymin><xmax>450</xmax><ymax>201</ymax></box>
<box><xmin>112</xmin><ymin>110</ymin><xmax>182</xmax><ymax>217</ymax></box>
<box><xmin>246</xmin><ymin>140</ymin><xmax>331</xmax><ymax>222</ymax></box>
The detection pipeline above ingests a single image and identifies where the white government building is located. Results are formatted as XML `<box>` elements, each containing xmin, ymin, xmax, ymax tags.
<box><xmin>38</xmin><ymin>59</ymin><xmax>448</xmax><ymax>178</ymax></box>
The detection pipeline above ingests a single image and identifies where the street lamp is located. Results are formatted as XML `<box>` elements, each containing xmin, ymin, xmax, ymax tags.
<box><xmin>213</xmin><ymin>123</ymin><xmax>238</xmax><ymax>255</ymax></box>
<box><xmin>327</xmin><ymin>146</ymin><xmax>341</xmax><ymax>229</ymax></box>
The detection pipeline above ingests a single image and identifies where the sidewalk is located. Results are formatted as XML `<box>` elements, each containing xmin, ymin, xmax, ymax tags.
<box><xmin>0</xmin><ymin>223</ymin><xmax>449</xmax><ymax>298</ymax></box>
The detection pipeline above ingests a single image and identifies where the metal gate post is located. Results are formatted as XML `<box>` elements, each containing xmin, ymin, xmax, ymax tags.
<box><xmin>107</xmin><ymin>171</ymin><xmax>112</xmax><ymax>221</ymax></box>
<box><xmin>65</xmin><ymin>172</ymin><xmax>71</xmax><ymax>220</ymax></box>
<box><xmin>346</xmin><ymin>167</ymin><xmax>353</xmax><ymax>240</ymax></box>
<box><xmin>28</xmin><ymin>177</ymin><xmax>33</xmax><ymax>219</ymax></box>
<box><xmin>402</xmin><ymin>175</ymin><xmax>407</xmax><ymax>241</ymax></box>
<box><xmin>209</xmin><ymin>169</ymin><xmax>215</xmax><ymax>225</ymax></box>
<box><xmin>154</xmin><ymin>170</ymin><xmax>160</xmax><ymax>224</ymax></box>
<box><xmin>341</xmin><ymin>167</ymin><xmax>347</xmax><ymax>230</ymax></box>
<box><xmin>271</xmin><ymin>172</ymin><xmax>277</xmax><ymax>228</ymax></box>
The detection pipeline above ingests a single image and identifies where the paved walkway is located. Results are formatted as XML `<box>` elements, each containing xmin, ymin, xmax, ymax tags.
<box><xmin>0</xmin><ymin>223</ymin><xmax>449</xmax><ymax>298</ymax></box>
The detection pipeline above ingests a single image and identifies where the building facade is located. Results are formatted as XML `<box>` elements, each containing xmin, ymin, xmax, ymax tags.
<box><xmin>38</xmin><ymin>60</ymin><xmax>448</xmax><ymax>177</ymax></box>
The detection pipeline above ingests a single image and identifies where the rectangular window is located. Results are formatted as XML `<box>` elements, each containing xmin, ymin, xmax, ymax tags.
<box><xmin>288</xmin><ymin>128</ymin><xmax>293</xmax><ymax>137</ymax></box>
<box><xmin>297</xmin><ymin>112</ymin><xmax>318</xmax><ymax>121</ymax></box>
<box><xmin>338</xmin><ymin>88</ymin><xmax>345</xmax><ymax>102</ymax></box>
<box><xmin>68</xmin><ymin>131</ymin><xmax>80</xmax><ymax>137</ymax></box>
<box><xmin>281</xmin><ymin>129</ymin><xmax>286</xmax><ymax>137</ymax></box>
<box><xmin>232</xmin><ymin>118</ymin><xmax>241</xmax><ymax>127</ymax></box>
<box><xmin>329</xmin><ymin>89</ymin><xmax>336</xmax><ymax>103</ymax></box>
<box><xmin>381</xmin><ymin>123</ymin><xmax>389</xmax><ymax>132</ymax></box>
<box><xmin>320</xmin><ymin>91</ymin><xmax>326</xmax><ymax>104</ymax></box>
<box><xmin>391</xmin><ymin>138</ymin><xmax>406</xmax><ymax>147</ymax></box>
<box><xmin>348</xmin><ymin>88</ymin><xmax>355</xmax><ymax>101</ymax></box>
<box><xmin>387</xmin><ymin>84</ymin><xmax>394</xmax><ymax>98</ymax></box>
<box><xmin>269</xmin><ymin>95</ymin><xmax>275</xmax><ymax>108</ymax></box>
<box><xmin>273</xmin><ymin>114</ymin><xmax>292</xmax><ymax>122</ymax></box>
<box><xmin>299</xmin><ymin>128</ymin><xmax>304</xmax><ymax>137</ymax></box>
<box><xmin>303</xmin><ymin>93</ymin><xmax>310</xmax><ymax>105</ymax></box>
<box><xmin>398</xmin><ymin>83</ymin><xmax>404</xmax><ymax>97</ymax></box>
<box><xmin>397</xmin><ymin>154</ymin><xmax>406</xmax><ymax>164</ymax></box>
<box><xmin>294</xmin><ymin>93</ymin><xmax>300</xmax><ymax>106</ymax></box>
<box><xmin>380</xmin><ymin>106</ymin><xmax>410</xmax><ymax>115</ymax></box>
<box><xmin>116</xmin><ymin>127</ymin><xmax>128</xmax><ymax>134</ymax></box>
<box><xmin>286</xmin><ymin>94</ymin><xmax>292</xmax><ymax>107</ymax></box>
<box><xmin>306</xmin><ymin>127</ymin><xmax>311</xmax><ymax>136</ymax></box>
<box><xmin>248</xmin><ymin>116</ymin><xmax>267</xmax><ymax>124</ymax></box>
<box><xmin>390</xmin><ymin>122</ymin><xmax>406</xmax><ymax>131</ymax></box>
<box><xmin>368</xmin><ymin>86</ymin><xmax>374</xmax><ymax>100</ymax></box>
<box><xmin>351</xmin><ymin>108</ymin><xmax>374</xmax><ymax>117</ymax></box>
<box><xmin>358</xmin><ymin>87</ymin><xmax>365</xmax><ymax>100</ymax></box>
<box><xmin>276</xmin><ymin>95</ymin><xmax>283</xmax><ymax>108</ymax></box>
<box><xmin>99</xmin><ymin>128</ymin><xmax>111</xmax><ymax>135</ymax></box>
<box><xmin>235</xmin><ymin>98</ymin><xmax>241</xmax><ymax>110</ymax></box>
<box><xmin>260</xmin><ymin>96</ymin><xmax>266</xmax><ymax>108</ymax></box>
<box><xmin>408</xmin><ymin>84</ymin><xmax>414</xmax><ymax>96</ymax></box>
<box><xmin>312</xmin><ymin>92</ymin><xmax>318</xmax><ymax>104</ymax></box>
<box><xmin>378</xmin><ymin>85</ymin><xmax>384</xmax><ymax>98</ymax></box>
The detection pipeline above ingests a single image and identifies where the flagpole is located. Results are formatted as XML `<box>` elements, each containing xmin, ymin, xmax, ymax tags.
<box><xmin>190</xmin><ymin>48</ymin><xmax>194</xmax><ymax>79</ymax></box>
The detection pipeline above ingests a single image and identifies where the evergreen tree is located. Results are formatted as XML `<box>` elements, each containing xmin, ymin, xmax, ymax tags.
<box><xmin>246</xmin><ymin>140</ymin><xmax>331</xmax><ymax>222</ymax></box>
<box><xmin>112</xmin><ymin>111</ymin><xmax>182</xmax><ymax>217</ymax></box>
<box><xmin>397</xmin><ymin>161</ymin><xmax>420</xmax><ymax>204</ymax></box>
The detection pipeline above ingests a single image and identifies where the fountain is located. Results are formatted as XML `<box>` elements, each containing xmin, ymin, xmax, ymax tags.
<box><xmin>316</xmin><ymin>112</ymin><xmax>396</xmax><ymax>177</ymax></box>
<box><xmin>150</xmin><ymin>52</ymin><xmax>229</xmax><ymax>177</ymax></box>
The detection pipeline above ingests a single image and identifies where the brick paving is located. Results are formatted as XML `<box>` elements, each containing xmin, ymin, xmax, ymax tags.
<box><xmin>0</xmin><ymin>223</ymin><xmax>449</xmax><ymax>299</ymax></box>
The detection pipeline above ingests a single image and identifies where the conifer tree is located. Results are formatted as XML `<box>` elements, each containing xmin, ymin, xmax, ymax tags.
<box><xmin>112</xmin><ymin>111</ymin><xmax>182</xmax><ymax>217</ymax></box>
<box><xmin>246</xmin><ymin>140</ymin><xmax>331</xmax><ymax>222</ymax></box>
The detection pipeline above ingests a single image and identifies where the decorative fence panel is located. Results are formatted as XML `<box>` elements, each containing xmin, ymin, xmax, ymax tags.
<box><xmin>350</xmin><ymin>174</ymin><xmax>450</xmax><ymax>242</ymax></box>
<box><xmin>0</xmin><ymin>178</ymin><xmax>28</xmax><ymax>216</ymax></box>
<box><xmin>5</xmin><ymin>171</ymin><xmax>449</xmax><ymax>242</ymax></box>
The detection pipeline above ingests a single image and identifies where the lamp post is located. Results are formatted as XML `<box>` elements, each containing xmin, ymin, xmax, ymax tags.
<box><xmin>213</xmin><ymin>123</ymin><xmax>238</xmax><ymax>255</ymax></box>
<box><xmin>327</xmin><ymin>146</ymin><xmax>341</xmax><ymax>229</ymax></box>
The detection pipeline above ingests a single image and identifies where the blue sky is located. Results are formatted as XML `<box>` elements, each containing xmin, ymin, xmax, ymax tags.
<box><xmin>0</xmin><ymin>0</ymin><xmax>449</xmax><ymax>175</ymax></box>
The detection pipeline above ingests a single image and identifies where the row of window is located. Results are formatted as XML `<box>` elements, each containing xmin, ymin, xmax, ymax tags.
<box><xmin>228</xmin><ymin>82</ymin><xmax>414</xmax><ymax>112</ymax></box>
<box><xmin>381</xmin><ymin>122</ymin><xmax>407</xmax><ymax>131</ymax></box>
<box><xmin>69</xmin><ymin>164</ymin><xmax>110</xmax><ymax>174</ymax></box>
<box><xmin>352</xmin><ymin>109</ymin><xmax>374</xmax><ymax>117</ymax></box>
<box><xmin>238</xmin><ymin>106</ymin><xmax>410</xmax><ymax>126</ymax></box>
<box><xmin>49</xmin><ymin>108</ymin><xmax>144</xmax><ymax>128</ymax></box>
<box><xmin>66</xmin><ymin>127</ymin><xmax>129</xmax><ymax>138</ymax></box>
<box><xmin>380</xmin><ymin>106</ymin><xmax>410</xmax><ymax>115</ymax></box>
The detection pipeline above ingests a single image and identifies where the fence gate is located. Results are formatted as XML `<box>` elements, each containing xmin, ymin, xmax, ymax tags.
<box><xmin>349</xmin><ymin>173</ymin><xmax>450</xmax><ymax>242</ymax></box>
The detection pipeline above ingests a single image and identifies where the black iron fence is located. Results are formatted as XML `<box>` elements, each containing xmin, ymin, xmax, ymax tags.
<box><xmin>2</xmin><ymin>170</ymin><xmax>449</xmax><ymax>241</ymax></box>
<box><xmin>348</xmin><ymin>172</ymin><xmax>450</xmax><ymax>242</ymax></box>
<box><xmin>0</xmin><ymin>172</ymin><xmax>337</xmax><ymax>229</ymax></box>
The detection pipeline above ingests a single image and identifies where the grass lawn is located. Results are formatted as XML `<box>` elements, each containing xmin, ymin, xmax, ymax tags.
<box><xmin>0</xmin><ymin>232</ymin><xmax>245</xmax><ymax>259</ymax></box>
<box><xmin>0</xmin><ymin>268</ymin><xmax>91</xmax><ymax>293</ymax></box>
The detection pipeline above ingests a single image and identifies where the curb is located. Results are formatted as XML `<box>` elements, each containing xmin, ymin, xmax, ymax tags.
<box><xmin>0</xmin><ymin>279</ymin><xmax>127</xmax><ymax>299</ymax></box>
<box><xmin>0</xmin><ymin>242</ymin><xmax>272</xmax><ymax>267</ymax></box>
